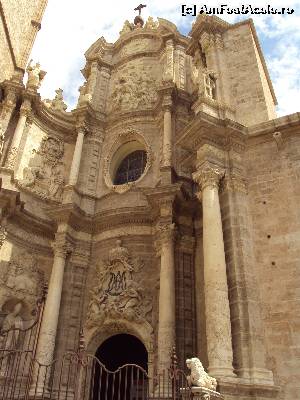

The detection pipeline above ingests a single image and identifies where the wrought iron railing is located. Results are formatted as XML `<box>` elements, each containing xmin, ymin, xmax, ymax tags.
<box><xmin>0</xmin><ymin>327</ymin><xmax>191</xmax><ymax>400</ymax></box>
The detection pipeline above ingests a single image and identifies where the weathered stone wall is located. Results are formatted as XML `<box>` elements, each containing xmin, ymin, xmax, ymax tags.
<box><xmin>223</xmin><ymin>22</ymin><xmax>276</xmax><ymax>126</ymax></box>
<box><xmin>0</xmin><ymin>13</ymin><xmax>14</xmax><ymax>82</ymax></box>
<box><xmin>245</xmin><ymin>133</ymin><xmax>300</xmax><ymax>399</ymax></box>
<box><xmin>0</xmin><ymin>0</ymin><xmax>47</xmax><ymax>78</ymax></box>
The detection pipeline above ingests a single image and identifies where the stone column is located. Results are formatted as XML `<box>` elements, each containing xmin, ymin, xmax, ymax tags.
<box><xmin>157</xmin><ymin>223</ymin><xmax>176</xmax><ymax>372</ymax></box>
<box><xmin>162</xmin><ymin>106</ymin><xmax>172</xmax><ymax>167</ymax></box>
<box><xmin>32</xmin><ymin>234</ymin><xmax>72</xmax><ymax>393</ymax></box>
<box><xmin>193</xmin><ymin>163</ymin><xmax>235</xmax><ymax>378</ymax></box>
<box><xmin>68</xmin><ymin>126</ymin><xmax>86</xmax><ymax>185</ymax></box>
<box><xmin>5</xmin><ymin>98</ymin><xmax>31</xmax><ymax>170</ymax></box>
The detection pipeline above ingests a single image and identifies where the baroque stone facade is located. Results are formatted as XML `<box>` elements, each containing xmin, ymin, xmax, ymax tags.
<box><xmin>0</xmin><ymin>9</ymin><xmax>299</xmax><ymax>400</ymax></box>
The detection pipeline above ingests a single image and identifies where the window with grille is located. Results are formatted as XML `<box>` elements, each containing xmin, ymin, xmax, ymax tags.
<box><xmin>113</xmin><ymin>150</ymin><xmax>147</xmax><ymax>185</ymax></box>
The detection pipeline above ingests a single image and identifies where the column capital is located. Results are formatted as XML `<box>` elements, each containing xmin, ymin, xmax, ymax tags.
<box><xmin>193</xmin><ymin>163</ymin><xmax>225</xmax><ymax>191</ymax></box>
<box><xmin>75</xmin><ymin>122</ymin><xmax>88</xmax><ymax>136</ymax></box>
<box><xmin>52</xmin><ymin>236</ymin><xmax>73</xmax><ymax>258</ymax></box>
<box><xmin>19</xmin><ymin>98</ymin><xmax>32</xmax><ymax>117</ymax></box>
<box><xmin>156</xmin><ymin>222</ymin><xmax>177</xmax><ymax>247</ymax></box>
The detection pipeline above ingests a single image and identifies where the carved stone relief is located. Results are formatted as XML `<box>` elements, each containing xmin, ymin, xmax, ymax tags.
<box><xmin>19</xmin><ymin>136</ymin><xmax>65</xmax><ymax>201</ymax></box>
<box><xmin>0</xmin><ymin>251</ymin><xmax>44</xmax><ymax>311</ymax></box>
<box><xmin>108</xmin><ymin>64</ymin><xmax>158</xmax><ymax>112</ymax></box>
<box><xmin>86</xmin><ymin>240</ymin><xmax>153</xmax><ymax>329</ymax></box>
<box><xmin>43</xmin><ymin>88</ymin><xmax>68</xmax><ymax>112</ymax></box>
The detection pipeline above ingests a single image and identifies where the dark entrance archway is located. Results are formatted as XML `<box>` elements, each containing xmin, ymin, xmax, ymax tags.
<box><xmin>92</xmin><ymin>334</ymin><xmax>148</xmax><ymax>400</ymax></box>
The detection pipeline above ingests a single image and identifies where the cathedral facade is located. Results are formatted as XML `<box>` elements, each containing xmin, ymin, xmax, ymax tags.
<box><xmin>0</xmin><ymin>6</ymin><xmax>299</xmax><ymax>400</ymax></box>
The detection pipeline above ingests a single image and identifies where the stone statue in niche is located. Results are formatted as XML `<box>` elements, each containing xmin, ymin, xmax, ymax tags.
<box><xmin>21</xmin><ymin>136</ymin><xmax>65</xmax><ymax>201</ymax></box>
<box><xmin>0</xmin><ymin>251</ymin><xmax>43</xmax><ymax>311</ymax></box>
<box><xmin>108</xmin><ymin>65</ymin><xmax>157</xmax><ymax>112</ymax></box>
<box><xmin>186</xmin><ymin>358</ymin><xmax>217</xmax><ymax>390</ymax></box>
<box><xmin>87</xmin><ymin>240</ymin><xmax>152</xmax><ymax>328</ymax></box>
<box><xmin>26</xmin><ymin>60</ymin><xmax>46</xmax><ymax>90</ymax></box>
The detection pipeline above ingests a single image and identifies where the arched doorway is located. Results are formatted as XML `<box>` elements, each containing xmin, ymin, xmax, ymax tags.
<box><xmin>92</xmin><ymin>334</ymin><xmax>148</xmax><ymax>400</ymax></box>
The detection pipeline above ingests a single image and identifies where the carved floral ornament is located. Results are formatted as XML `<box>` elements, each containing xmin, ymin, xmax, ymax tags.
<box><xmin>192</xmin><ymin>164</ymin><xmax>225</xmax><ymax>191</ymax></box>
<box><xmin>86</xmin><ymin>240</ymin><xmax>153</xmax><ymax>330</ymax></box>
<box><xmin>103</xmin><ymin>127</ymin><xmax>153</xmax><ymax>194</ymax></box>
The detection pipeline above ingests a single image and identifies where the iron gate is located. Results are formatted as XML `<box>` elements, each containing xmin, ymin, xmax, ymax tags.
<box><xmin>0</xmin><ymin>335</ymin><xmax>191</xmax><ymax>400</ymax></box>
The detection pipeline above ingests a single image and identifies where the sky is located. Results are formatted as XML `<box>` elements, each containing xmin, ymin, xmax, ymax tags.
<box><xmin>30</xmin><ymin>0</ymin><xmax>300</xmax><ymax>117</ymax></box>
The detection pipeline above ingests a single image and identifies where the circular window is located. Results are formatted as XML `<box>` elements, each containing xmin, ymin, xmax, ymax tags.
<box><xmin>104</xmin><ymin>129</ymin><xmax>153</xmax><ymax>193</ymax></box>
<box><xmin>114</xmin><ymin>150</ymin><xmax>147</xmax><ymax>185</ymax></box>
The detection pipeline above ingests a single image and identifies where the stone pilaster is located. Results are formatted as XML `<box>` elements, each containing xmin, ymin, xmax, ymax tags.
<box><xmin>5</xmin><ymin>98</ymin><xmax>31</xmax><ymax>170</ymax></box>
<box><xmin>193</xmin><ymin>163</ymin><xmax>235</xmax><ymax>378</ymax></box>
<box><xmin>162</xmin><ymin>103</ymin><xmax>173</xmax><ymax>168</ymax></box>
<box><xmin>164</xmin><ymin>39</ymin><xmax>174</xmax><ymax>82</ymax></box>
<box><xmin>156</xmin><ymin>222</ymin><xmax>176</xmax><ymax>372</ymax></box>
<box><xmin>32</xmin><ymin>232</ymin><xmax>72</xmax><ymax>393</ymax></box>
<box><xmin>68</xmin><ymin>125</ymin><xmax>87</xmax><ymax>186</ymax></box>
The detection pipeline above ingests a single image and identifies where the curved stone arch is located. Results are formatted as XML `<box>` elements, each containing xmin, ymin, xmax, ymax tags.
<box><xmin>103</xmin><ymin>127</ymin><xmax>153</xmax><ymax>194</ymax></box>
<box><xmin>85</xmin><ymin>318</ymin><xmax>154</xmax><ymax>376</ymax></box>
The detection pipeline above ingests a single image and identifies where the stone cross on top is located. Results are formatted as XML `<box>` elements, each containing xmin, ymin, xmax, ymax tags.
<box><xmin>134</xmin><ymin>4</ymin><xmax>147</xmax><ymax>16</ymax></box>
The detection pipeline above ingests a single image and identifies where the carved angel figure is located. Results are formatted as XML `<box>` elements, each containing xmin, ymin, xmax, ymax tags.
<box><xmin>186</xmin><ymin>358</ymin><xmax>217</xmax><ymax>390</ymax></box>
<box><xmin>26</xmin><ymin>60</ymin><xmax>46</xmax><ymax>89</ymax></box>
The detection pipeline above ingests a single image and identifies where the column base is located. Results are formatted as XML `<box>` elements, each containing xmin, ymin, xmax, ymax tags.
<box><xmin>181</xmin><ymin>386</ymin><xmax>224</xmax><ymax>400</ymax></box>
<box><xmin>235</xmin><ymin>367</ymin><xmax>275</xmax><ymax>385</ymax></box>
<box><xmin>208</xmin><ymin>366</ymin><xmax>237</xmax><ymax>380</ymax></box>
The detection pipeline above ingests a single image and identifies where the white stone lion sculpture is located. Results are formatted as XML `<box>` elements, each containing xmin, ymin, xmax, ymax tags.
<box><xmin>186</xmin><ymin>358</ymin><xmax>217</xmax><ymax>391</ymax></box>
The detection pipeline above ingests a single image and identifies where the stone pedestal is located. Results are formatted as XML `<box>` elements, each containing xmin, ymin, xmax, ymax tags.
<box><xmin>181</xmin><ymin>387</ymin><xmax>224</xmax><ymax>400</ymax></box>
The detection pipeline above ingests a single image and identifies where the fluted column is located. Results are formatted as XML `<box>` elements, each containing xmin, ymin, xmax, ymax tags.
<box><xmin>32</xmin><ymin>234</ymin><xmax>72</xmax><ymax>392</ymax></box>
<box><xmin>68</xmin><ymin>125</ymin><xmax>86</xmax><ymax>185</ymax></box>
<box><xmin>5</xmin><ymin>98</ymin><xmax>31</xmax><ymax>170</ymax></box>
<box><xmin>162</xmin><ymin>106</ymin><xmax>172</xmax><ymax>167</ymax></box>
<box><xmin>193</xmin><ymin>163</ymin><xmax>235</xmax><ymax>378</ymax></box>
<box><xmin>157</xmin><ymin>223</ymin><xmax>176</xmax><ymax>372</ymax></box>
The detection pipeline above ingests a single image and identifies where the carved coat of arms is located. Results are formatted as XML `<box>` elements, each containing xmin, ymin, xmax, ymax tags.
<box><xmin>87</xmin><ymin>240</ymin><xmax>152</xmax><ymax>328</ymax></box>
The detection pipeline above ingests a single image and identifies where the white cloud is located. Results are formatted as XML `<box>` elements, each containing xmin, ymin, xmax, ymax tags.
<box><xmin>30</xmin><ymin>0</ymin><xmax>300</xmax><ymax>116</ymax></box>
